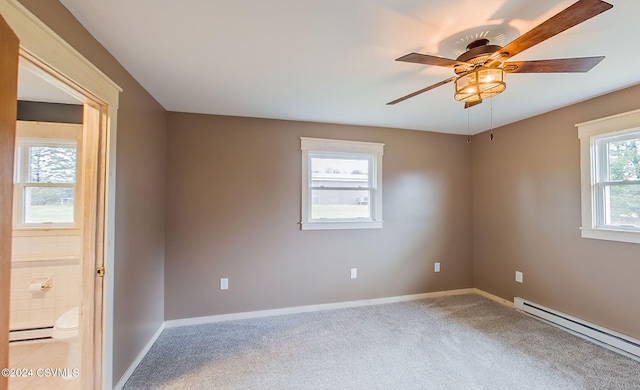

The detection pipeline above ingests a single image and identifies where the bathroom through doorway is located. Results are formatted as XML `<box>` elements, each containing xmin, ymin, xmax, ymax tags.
<box><xmin>8</xmin><ymin>58</ymin><xmax>86</xmax><ymax>389</ymax></box>
<box><xmin>0</xmin><ymin>2</ymin><xmax>122</xmax><ymax>388</ymax></box>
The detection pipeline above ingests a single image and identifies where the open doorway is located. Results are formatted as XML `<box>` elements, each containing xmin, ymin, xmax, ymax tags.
<box><xmin>0</xmin><ymin>2</ymin><xmax>121</xmax><ymax>388</ymax></box>
<box><xmin>7</xmin><ymin>59</ymin><xmax>85</xmax><ymax>389</ymax></box>
<box><xmin>5</xmin><ymin>53</ymin><xmax>109</xmax><ymax>390</ymax></box>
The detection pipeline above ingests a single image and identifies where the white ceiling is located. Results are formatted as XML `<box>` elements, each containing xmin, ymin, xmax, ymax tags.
<box><xmin>58</xmin><ymin>0</ymin><xmax>640</xmax><ymax>135</ymax></box>
<box><xmin>18</xmin><ymin>60</ymin><xmax>81</xmax><ymax>104</ymax></box>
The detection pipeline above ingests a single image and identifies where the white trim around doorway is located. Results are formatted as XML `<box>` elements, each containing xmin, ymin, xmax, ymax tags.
<box><xmin>0</xmin><ymin>1</ymin><xmax>121</xmax><ymax>388</ymax></box>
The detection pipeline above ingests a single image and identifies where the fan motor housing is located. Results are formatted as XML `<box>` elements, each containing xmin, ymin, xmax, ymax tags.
<box><xmin>456</xmin><ymin>40</ymin><xmax>503</xmax><ymax>65</ymax></box>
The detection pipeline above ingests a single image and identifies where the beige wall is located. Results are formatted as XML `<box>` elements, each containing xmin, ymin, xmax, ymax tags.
<box><xmin>11</xmin><ymin>1</ymin><xmax>640</xmax><ymax>383</ymax></box>
<box><xmin>17</xmin><ymin>0</ymin><xmax>168</xmax><ymax>384</ymax></box>
<box><xmin>165</xmin><ymin>113</ymin><xmax>474</xmax><ymax>320</ymax></box>
<box><xmin>472</xmin><ymin>84</ymin><xmax>640</xmax><ymax>340</ymax></box>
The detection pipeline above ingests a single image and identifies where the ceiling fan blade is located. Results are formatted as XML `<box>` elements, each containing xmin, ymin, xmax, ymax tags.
<box><xmin>387</xmin><ymin>76</ymin><xmax>457</xmax><ymax>105</ymax></box>
<box><xmin>489</xmin><ymin>0</ymin><xmax>612</xmax><ymax>63</ymax></box>
<box><xmin>503</xmin><ymin>56</ymin><xmax>604</xmax><ymax>73</ymax></box>
<box><xmin>396</xmin><ymin>53</ymin><xmax>465</xmax><ymax>68</ymax></box>
<box><xmin>465</xmin><ymin>100</ymin><xmax>482</xmax><ymax>109</ymax></box>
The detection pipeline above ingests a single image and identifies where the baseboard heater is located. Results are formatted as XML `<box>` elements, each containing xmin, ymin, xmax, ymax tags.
<box><xmin>514</xmin><ymin>297</ymin><xmax>640</xmax><ymax>362</ymax></box>
<box><xmin>9</xmin><ymin>326</ymin><xmax>53</xmax><ymax>342</ymax></box>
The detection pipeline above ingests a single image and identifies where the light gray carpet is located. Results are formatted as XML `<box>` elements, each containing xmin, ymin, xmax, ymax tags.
<box><xmin>124</xmin><ymin>294</ymin><xmax>640</xmax><ymax>389</ymax></box>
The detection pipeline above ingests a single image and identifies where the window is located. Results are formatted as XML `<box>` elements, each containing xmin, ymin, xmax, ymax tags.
<box><xmin>301</xmin><ymin>137</ymin><xmax>383</xmax><ymax>230</ymax></box>
<box><xmin>577</xmin><ymin>109</ymin><xmax>640</xmax><ymax>244</ymax></box>
<box><xmin>13</xmin><ymin>122</ymin><xmax>81</xmax><ymax>228</ymax></box>
<box><xmin>593</xmin><ymin>133</ymin><xmax>640</xmax><ymax>228</ymax></box>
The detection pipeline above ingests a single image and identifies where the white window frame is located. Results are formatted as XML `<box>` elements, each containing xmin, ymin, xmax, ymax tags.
<box><xmin>301</xmin><ymin>137</ymin><xmax>384</xmax><ymax>230</ymax></box>
<box><xmin>577</xmin><ymin>109</ymin><xmax>640</xmax><ymax>244</ymax></box>
<box><xmin>13</xmin><ymin>121</ymin><xmax>82</xmax><ymax>230</ymax></box>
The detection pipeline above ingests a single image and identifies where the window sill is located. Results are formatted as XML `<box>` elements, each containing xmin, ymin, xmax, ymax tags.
<box><xmin>301</xmin><ymin>220</ymin><xmax>383</xmax><ymax>231</ymax></box>
<box><xmin>12</xmin><ymin>228</ymin><xmax>81</xmax><ymax>237</ymax></box>
<box><xmin>580</xmin><ymin>227</ymin><xmax>640</xmax><ymax>244</ymax></box>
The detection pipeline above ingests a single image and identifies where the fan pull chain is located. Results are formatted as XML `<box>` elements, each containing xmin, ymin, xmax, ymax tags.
<box><xmin>467</xmin><ymin>107</ymin><xmax>471</xmax><ymax>144</ymax></box>
<box><xmin>490</xmin><ymin>97</ymin><xmax>494</xmax><ymax>141</ymax></box>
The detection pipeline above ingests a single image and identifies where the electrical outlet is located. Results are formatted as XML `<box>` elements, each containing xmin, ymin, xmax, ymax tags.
<box><xmin>434</xmin><ymin>262</ymin><xmax>441</xmax><ymax>273</ymax></box>
<box><xmin>220</xmin><ymin>278</ymin><xmax>229</xmax><ymax>290</ymax></box>
<box><xmin>351</xmin><ymin>268</ymin><xmax>357</xmax><ymax>279</ymax></box>
<box><xmin>515</xmin><ymin>271</ymin><xmax>523</xmax><ymax>283</ymax></box>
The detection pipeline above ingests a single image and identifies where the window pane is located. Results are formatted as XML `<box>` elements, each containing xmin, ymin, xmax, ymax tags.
<box><xmin>24</xmin><ymin>187</ymin><xmax>75</xmax><ymax>224</ymax></box>
<box><xmin>604</xmin><ymin>184</ymin><xmax>640</xmax><ymax>228</ymax></box>
<box><xmin>607</xmin><ymin>138</ymin><xmax>640</xmax><ymax>181</ymax></box>
<box><xmin>311</xmin><ymin>189</ymin><xmax>370</xmax><ymax>219</ymax></box>
<box><xmin>28</xmin><ymin>145</ymin><xmax>77</xmax><ymax>183</ymax></box>
<box><xmin>311</xmin><ymin>157</ymin><xmax>369</xmax><ymax>187</ymax></box>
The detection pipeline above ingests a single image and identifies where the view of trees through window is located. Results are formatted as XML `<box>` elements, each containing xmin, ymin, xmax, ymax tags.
<box><xmin>22</xmin><ymin>144</ymin><xmax>76</xmax><ymax>224</ymax></box>
<box><xmin>605</xmin><ymin>137</ymin><xmax>640</xmax><ymax>227</ymax></box>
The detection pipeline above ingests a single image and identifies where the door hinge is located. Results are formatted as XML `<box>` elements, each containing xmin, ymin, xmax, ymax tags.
<box><xmin>97</xmin><ymin>266</ymin><xmax>105</xmax><ymax>277</ymax></box>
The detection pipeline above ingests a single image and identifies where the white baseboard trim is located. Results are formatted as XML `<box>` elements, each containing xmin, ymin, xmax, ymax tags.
<box><xmin>165</xmin><ymin>288</ymin><xmax>476</xmax><ymax>328</ymax></box>
<box><xmin>472</xmin><ymin>288</ymin><xmax>514</xmax><ymax>308</ymax></box>
<box><xmin>113</xmin><ymin>321</ymin><xmax>165</xmax><ymax>390</ymax></box>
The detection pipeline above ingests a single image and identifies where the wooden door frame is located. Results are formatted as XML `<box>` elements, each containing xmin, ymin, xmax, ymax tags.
<box><xmin>0</xmin><ymin>1</ymin><xmax>121</xmax><ymax>389</ymax></box>
<box><xmin>0</xmin><ymin>11</ymin><xmax>19</xmax><ymax>390</ymax></box>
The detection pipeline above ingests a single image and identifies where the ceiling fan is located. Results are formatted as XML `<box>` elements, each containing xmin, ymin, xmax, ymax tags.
<box><xmin>387</xmin><ymin>0</ymin><xmax>613</xmax><ymax>108</ymax></box>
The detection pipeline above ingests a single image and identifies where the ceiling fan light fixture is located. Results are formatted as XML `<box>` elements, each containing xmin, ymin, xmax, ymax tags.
<box><xmin>454</xmin><ymin>67</ymin><xmax>506</xmax><ymax>103</ymax></box>
<box><xmin>388</xmin><ymin>0</ymin><xmax>612</xmax><ymax>107</ymax></box>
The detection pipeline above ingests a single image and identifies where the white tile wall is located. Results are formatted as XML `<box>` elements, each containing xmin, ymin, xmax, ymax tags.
<box><xmin>10</xmin><ymin>235</ymin><xmax>82</xmax><ymax>331</ymax></box>
<box><xmin>12</xmin><ymin>235</ymin><xmax>80</xmax><ymax>259</ymax></box>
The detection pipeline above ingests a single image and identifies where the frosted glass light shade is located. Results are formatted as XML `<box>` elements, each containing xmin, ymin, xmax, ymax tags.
<box><xmin>454</xmin><ymin>68</ymin><xmax>506</xmax><ymax>102</ymax></box>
